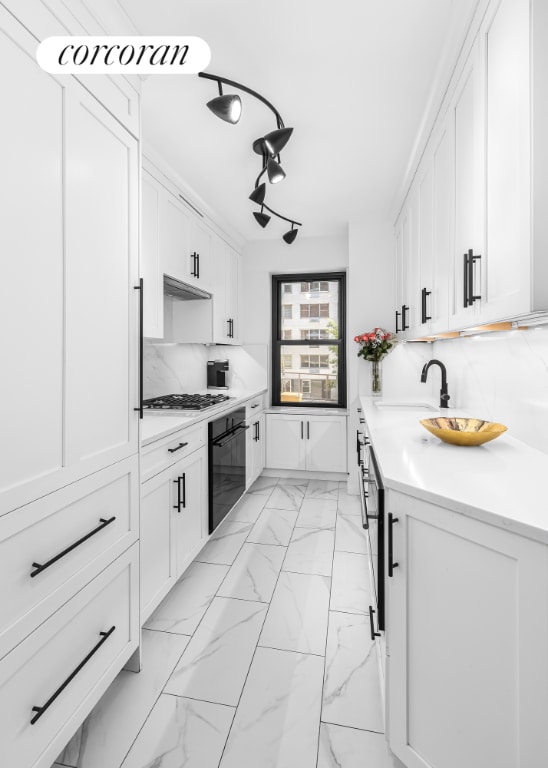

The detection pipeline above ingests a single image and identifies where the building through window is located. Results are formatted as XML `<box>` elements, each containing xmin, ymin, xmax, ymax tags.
<box><xmin>271</xmin><ymin>272</ymin><xmax>346</xmax><ymax>407</ymax></box>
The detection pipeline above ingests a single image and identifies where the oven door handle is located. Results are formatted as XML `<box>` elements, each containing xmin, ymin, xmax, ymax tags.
<box><xmin>212</xmin><ymin>424</ymin><xmax>250</xmax><ymax>447</ymax></box>
<box><xmin>360</xmin><ymin>469</ymin><xmax>369</xmax><ymax>530</ymax></box>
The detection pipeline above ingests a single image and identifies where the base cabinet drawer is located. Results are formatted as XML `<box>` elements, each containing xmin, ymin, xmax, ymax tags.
<box><xmin>140</xmin><ymin>423</ymin><xmax>206</xmax><ymax>482</ymax></box>
<box><xmin>0</xmin><ymin>456</ymin><xmax>139</xmax><ymax>660</ymax></box>
<box><xmin>0</xmin><ymin>544</ymin><xmax>138</xmax><ymax>768</ymax></box>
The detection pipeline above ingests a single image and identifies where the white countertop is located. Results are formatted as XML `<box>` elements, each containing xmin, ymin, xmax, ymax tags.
<box><xmin>140</xmin><ymin>389</ymin><xmax>267</xmax><ymax>447</ymax></box>
<box><xmin>360</xmin><ymin>396</ymin><xmax>548</xmax><ymax>544</ymax></box>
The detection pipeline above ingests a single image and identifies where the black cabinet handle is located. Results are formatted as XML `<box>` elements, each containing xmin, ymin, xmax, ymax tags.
<box><xmin>356</xmin><ymin>429</ymin><xmax>363</xmax><ymax>466</ymax></box>
<box><xmin>401</xmin><ymin>305</ymin><xmax>409</xmax><ymax>331</ymax></box>
<box><xmin>173</xmin><ymin>475</ymin><xmax>182</xmax><ymax>510</ymax></box>
<box><xmin>361</xmin><ymin>472</ymin><xmax>369</xmax><ymax>530</ymax></box>
<box><xmin>369</xmin><ymin>607</ymin><xmax>381</xmax><ymax>640</ymax></box>
<box><xmin>395</xmin><ymin>310</ymin><xmax>401</xmax><ymax>333</ymax></box>
<box><xmin>421</xmin><ymin>287</ymin><xmax>432</xmax><ymax>323</ymax></box>
<box><xmin>464</xmin><ymin>249</ymin><xmax>481</xmax><ymax>307</ymax></box>
<box><xmin>307</xmin><ymin>421</ymin><xmax>310</xmax><ymax>440</ymax></box>
<box><xmin>168</xmin><ymin>442</ymin><xmax>188</xmax><ymax>454</ymax></box>
<box><xmin>253</xmin><ymin>421</ymin><xmax>259</xmax><ymax>441</ymax></box>
<box><xmin>301</xmin><ymin>421</ymin><xmax>304</xmax><ymax>439</ymax></box>
<box><xmin>196</xmin><ymin>253</ymin><xmax>200</xmax><ymax>279</ymax></box>
<box><xmin>30</xmin><ymin>517</ymin><xmax>116</xmax><ymax>578</ymax></box>
<box><xmin>388</xmin><ymin>513</ymin><xmax>399</xmax><ymax>577</ymax></box>
<box><xmin>133</xmin><ymin>279</ymin><xmax>144</xmax><ymax>419</ymax></box>
<box><xmin>190</xmin><ymin>252</ymin><xmax>198</xmax><ymax>278</ymax></box>
<box><xmin>257</xmin><ymin>421</ymin><xmax>260</xmax><ymax>441</ymax></box>
<box><xmin>181</xmin><ymin>473</ymin><xmax>186</xmax><ymax>509</ymax></box>
<box><xmin>173</xmin><ymin>474</ymin><xmax>186</xmax><ymax>511</ymax></box>
<box><xmin>359</xmin><ymin>417</ymin><xmax>365</xmax><ymax>424</ymax></box>
<box><xmin>230</xmin><ymin>318</ymin><xmax>234</xmax><ymax>338</ymax></box>
<box><xmin>250</xmin><ymin>403</ymin><xmax>259</xmax><ymax>409</ymax></box>
<box><xmin>30</xmin><ymin>626</ymin><xmax>116</xmax><ymax>724</ymax></box>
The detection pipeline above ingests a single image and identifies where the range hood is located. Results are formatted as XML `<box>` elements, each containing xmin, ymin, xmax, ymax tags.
<box><xmin>163</xmin><ymin>275</ymin><xmax>212</xmax><ymax>301</ymax></box>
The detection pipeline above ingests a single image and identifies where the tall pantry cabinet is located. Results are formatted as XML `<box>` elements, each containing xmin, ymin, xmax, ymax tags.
<box><xmin>0</xmin><ymin>4</ymin><xmax>140</xmax><ymax>767</ymax></box>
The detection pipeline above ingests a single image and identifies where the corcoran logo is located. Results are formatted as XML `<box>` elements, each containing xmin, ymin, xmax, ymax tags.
<box><xmin>37</xmin><ymin>36</ymin><xmax>211</xmax><ymax>74</ymax></box>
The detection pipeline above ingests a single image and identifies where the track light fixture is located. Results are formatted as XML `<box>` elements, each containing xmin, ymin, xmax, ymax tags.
<box><xmin>253</xmin><ymin>205</ymin><xmax>271</xmax><ymax>228</ymax></box>
<box><xmin>198</xmin><ymin>71</ymin><xmax>301</xmax><ymax>235</ymax></box>
<box><xmin>251</xmin><ymin>203</ymin><xmax>301</xmax><ymax>245</ymax></box>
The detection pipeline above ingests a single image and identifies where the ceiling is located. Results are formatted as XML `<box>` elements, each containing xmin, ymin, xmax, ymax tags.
<box><xmin>118</xmin><ymin>0</ymin><xmax>477</xmax><ymax>242</ymax></box>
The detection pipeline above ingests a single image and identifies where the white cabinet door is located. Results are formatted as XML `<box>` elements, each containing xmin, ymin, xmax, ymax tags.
<box><xmin>0</xmin><ymin>10</ymin><xmax>65</xmax><ymax>513</ymax></box>
<box><xmin>141</xmin><ymin>171</ymin><xmax>164</xmax><ymax>338</ymax></box>
<box><xmin>226</xmin><ymin>246</ymin><xmax>240</xmax><ymax>344</ymax></box>
<box><xmin>161</xmin><ymin>192</ymin><xmax>191</xmax><ymax>283</ymax></box>
<box><xmin>306</xmin><ymin>416</ymin><xmax>347</xmax><ymax>472</ymax></box>
<box><xmin>140</xmin><ymin>468</ymin><xmax>177</xmax><ymax>624</ymax></box>
<box><xmin>450</xmin><ymin>38</ymin><xmax>484</xmax><ymax>327</ymax></box>
<box><xmin>265</xmin><ymin>415</ymin><xmax>307</xmax><ymax>471</ymax></box>
<box><xmin>0</xmin><ymin>10</ymin><xmax>138</xmax><ymax>515</ymax></box>
<box><xmin>173</xmin><ymin>447</ymin><xmax>207</xmax><ymax>574</ymax></box>
<box><xmin>246</xmin><ymin>414</ymin><xmax>266</xmax><ymax>487</ymax></box>
<box><xmin>430</xmin><ymin>118</ymin><xmax>453</xmax><ymax>333</ymax></box>
<box><xmin>481</xmin><ymin>0</ymin><xmax>530</xmax><ymax>321</ymax></box>
<box><xmin>387</xmin><ymin>491</ymin><xmax>548</xmax><ymax>768</ymax></box>
<box><xmin>212</xmin><ymin>235</ymin><xmax>229</xmax><ymax>343</ymax></box>
<box><xmin>64</xmin><ymin>87</ymin><xmax>139</xmax><ymax>471</ymax></box>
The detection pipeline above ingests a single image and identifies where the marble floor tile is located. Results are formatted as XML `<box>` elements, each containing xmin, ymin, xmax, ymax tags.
<box><xmin>283</xmin><ymin>528</ymin><xmax>335</xmax><ymax>577</ymax></box>
<box><xmin>55</xmin><ymin>630</ymin><xmax>190</xmax><ymax>768</ymax></box>
<box><xmin>144</xmin><ymin>561</ymin><xmax>230</xmax><ymax>635</ymax></box>
<box><xmin>266</xmin><ymin>482</ymin><xmax>307</xmax><ymax>511</ymax></box>
<box><xmin>195</xmin><ymin>521</ymin><xmax>253</xmax><ymax>566</ymax></box>
<box><xmin>330</xmin><ymin>551</ymin><xmax>373</xmax><ymax>614</ymax></box>
<box><xmin>259</xmin><ymin>571</ymin><xmax>331</xmax><ymax>655</ymax></box>
<box><xmin>228</xmin><ymin>493</ymin><xmax>268</xmax><ymax>524</ymax></box>
<box><xmin>305</xmin><ymin>479</ymin><xmax>339</xmax><ymax>500</ymax></box>
<box><xmin>246</xmin><ymin>508</ymin><xmax>298</xmax><ymax>546</ymax></box>
<box><xmin>164</xmin><ymin>597</ymin><xmax>267</xmax><ymax>706</ymax></box>
<box><xmin>279</xmin><ymin>477</ymin><xmax>310</xmax><ymax>486</ymax></box>
<box><xmin>217</xmin><ymin>543</ymin><xmax>286</xmax><ymax>602</ymax></box>
<box><xmin>296</xmin><ymin>498</ymin><xmax>337</xmax><ymax>530</ymax></box>
<box><xmin>322</xmin><ymin>612</ymin><xmax>384</xmax><ymax>733</ymax></box>
<box><xmin>337</xmin><ymin>491</ymin><xmax>362</xmax><ymax>517</ymax></box>
<box><xmin>219</xmin><ymin>647</ymin><xmax>324</xmax><ymax>768</ymax></box>
<box><xmin>318</xmin><ymin>723</ymin><xmax>403</xmax><ymax>768</ymax></box>
<box><xmin>335</xmin><ymin>512</ymin><xmax>369</xmax><ymax>555</ymax></box>
<box><xmin>247</xmin><ymin>475</ymin><xmax>279</xmax><ymax>495</ymax></box>
<box><xmin>120</xmin><ymin>694</ymin><xmax>235</xmax><ymax>768</ymax></box>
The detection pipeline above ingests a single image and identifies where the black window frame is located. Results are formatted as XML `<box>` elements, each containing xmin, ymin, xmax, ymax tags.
<box><xmin>271</xmin><ymin>272</ymin><xmax>347</xmax><ymax>409</ymax></box>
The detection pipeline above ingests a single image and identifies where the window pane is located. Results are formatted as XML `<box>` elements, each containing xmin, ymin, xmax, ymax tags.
<box><xmin>279</xmin><ymin>344</ymin><xmax>340</xmax><ymax>405</ymax></box>
<box><xmin>279</xmin><ymin>279</ymin><xmax>340</xmax><ymax>341</ymax></box>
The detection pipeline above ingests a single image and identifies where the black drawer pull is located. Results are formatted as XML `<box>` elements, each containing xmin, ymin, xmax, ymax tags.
<box><xmin>369</xmin><ymin>607</ymin><xmax>381</xmax><ymax>640</ymax></box>
<box><xmin>30</xmin><ymin>626</ymin><xmax>116</xmax><ymax>724</ymax></box>
<box><xmin>167</xmin><ymin>442</ymin><xmax>188</xmax><ymax>454</ymax></box>
<box><xmin>395</xmin><ymin>310</ymin><xmax>401</xmax><ymax>333</ymax></box>
<box><xmin>250</xmin><ymin>403</ymin><xmax>259</xmax><ymax>409</ymax></box>
<box><xmin>388</xmin><ymin>513</ymin><xmax>399</xmax><ymax>577</ymax></box>
<box><xmin>30</xmin><ymin>517</ymin><xmax>116</xmax><ymax>578</ymax></box>
<box><xmin>401</xmin><ymin>304</ymin><xmax>409</xmax><ymax>331</ymax></box>
<box><xmin>421</xmin><ymin>287</ymin><xmax>432</xmax><ymax>323</ymax></box>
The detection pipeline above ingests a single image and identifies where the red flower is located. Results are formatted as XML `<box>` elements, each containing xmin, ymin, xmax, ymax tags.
<box><xmin>354</xmin><ymin>335</ymin><xmax>360</xmax><ymax>342</ymax></box>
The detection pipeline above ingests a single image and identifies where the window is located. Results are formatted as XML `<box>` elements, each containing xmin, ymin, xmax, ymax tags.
<box><xmin>272</xmin><ymin>272</ymin><xmax>346</xmax><ymax>408</ymax></box>
<box><xmin>300</xmin><ymin>303</ymin><xmax>329</xmax><ymax>319</ymax></box>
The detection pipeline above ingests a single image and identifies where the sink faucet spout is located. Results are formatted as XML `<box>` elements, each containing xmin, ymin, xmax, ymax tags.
<box><xmin>420</xmin><ymin>359</ymin><xmax>450</xmax><ymax>409</ymax></box>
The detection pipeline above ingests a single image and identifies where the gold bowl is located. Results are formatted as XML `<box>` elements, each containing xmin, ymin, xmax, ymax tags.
<box><xmin>419</xmin><ymin>417</ymin><xmax>508</xmax><ymax>446</ymax></box>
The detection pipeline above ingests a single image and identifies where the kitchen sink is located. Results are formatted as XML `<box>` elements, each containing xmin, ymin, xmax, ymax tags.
<box><xmin>374</xmin><ymin>401</ymin><xmax>438</xmax><ymax>411</ymax></box>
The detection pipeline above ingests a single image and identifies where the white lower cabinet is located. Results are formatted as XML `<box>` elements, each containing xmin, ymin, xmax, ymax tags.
<box><xmin>140</xmin><ymin>443</ymin><xmax>207</xmax><ymax>624</ymax></box>
<box><xmin>0</xmin><ymin>544</ymin><xmax>139</xmax><ymax>768</ymax></box>
<box><xmin>246</xmin><ymin>413</ymin><xmax>266</xmax><ymax>487</ymax></box>
<box><xmin>265</xmin><ymin>413</ymin><xmax>347</xmax><ymax>473</ymax></box>
<box><xmin>386</xmin><ymin>490</ymin><xmax>548</xmax><ymax>768</ymax></box>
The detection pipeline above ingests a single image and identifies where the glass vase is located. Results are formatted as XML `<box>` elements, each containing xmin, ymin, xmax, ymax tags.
<box><xmin>370</xmin><ymin>359</ymin><xmax>382</xmax><ymax>397</ymax></box>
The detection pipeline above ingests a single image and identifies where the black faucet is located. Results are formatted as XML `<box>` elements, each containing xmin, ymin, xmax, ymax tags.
<box><xmin>421</xmin><ymin>359</ymin><xmax>450</xmax><ymax>408</ymax></box>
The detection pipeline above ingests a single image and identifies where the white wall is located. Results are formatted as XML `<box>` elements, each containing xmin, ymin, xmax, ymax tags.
<box><xmin>241</xmin><ymin>233</ymin><xmax>349</xmax><ymax>346</ymax></box>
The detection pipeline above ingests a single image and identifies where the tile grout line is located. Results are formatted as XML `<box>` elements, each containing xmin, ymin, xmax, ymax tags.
<box><xmin>315</xmin><ymin>483</ymin><xmax>342</xmax><ymax>768</ymax></box>
<box><xmin>215</xmin><ymin>478</ymin><xmax>306</xmax><ymax>767</ymax></box>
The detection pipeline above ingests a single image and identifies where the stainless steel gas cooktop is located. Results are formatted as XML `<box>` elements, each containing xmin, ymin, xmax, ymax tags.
<box><xmin>142</xmin><ymin>393</ymin><xmax>231</xmax><ymax>411</ymax></box>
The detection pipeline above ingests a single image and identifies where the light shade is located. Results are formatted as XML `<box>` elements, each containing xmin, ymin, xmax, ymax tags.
<box><xmin>264</xmin><ymin>127</ymin><xmax>293</xmax><ymax>156</ymax></box>
<box><xmin>249</xmin><ymin>183</ymin><xmax>266</xmax><ymax>205</ymax></box>
<box><xmin>267</xmin><ymin>157</ymin><xmax>286</xmax><ymax>184</ymax></box>
<box><xmin>253</xmin><ymin>210</ymin><xmax>271</xmax><ymax>228</ymax></box>
<box><xmin>206</xmin><ymin>94</ymin><xmax>242</xmax><ymax>124</ymax></box>
<box><xmin>283</xmin><ymin>226</ymin><xmax>298</xmax><ymax>244</ymax></box>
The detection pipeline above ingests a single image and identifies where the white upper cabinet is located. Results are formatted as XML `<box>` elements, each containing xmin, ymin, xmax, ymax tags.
<box><xmin>161</xmin><ymin>192</ymin><xmax>191</xmax><ymax>284</ymax></box>
<box><xmin>396</xmin><ymin>0</ymin><xmax>548</xmax><ymax>335</ymax></box>
<box><xmin>141</xmin><ymin>171</ymin><xmax>164</xmax><ymax>339</ymax></box>
<box><xmin>0</xmin><ymin>9</ymin><xmax>139</xmax><ymax>515</ymax></box>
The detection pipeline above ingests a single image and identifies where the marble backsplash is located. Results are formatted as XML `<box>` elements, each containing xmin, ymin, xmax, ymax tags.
<box><xmin>381</xmin><ymin>325</ymin><xmax>548</xmax><ymax>454</ymax></box>
<box><xmin>143</xmin><ymin>341</ymin><xmax>269</xmax><ymax>400</ymax></box>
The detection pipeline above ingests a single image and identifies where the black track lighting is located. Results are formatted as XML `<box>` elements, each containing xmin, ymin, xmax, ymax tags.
<box><xmin>249</xmin><ymin>182</ymin><xmax>266</xmax><ymax>205</ymax></box>
<box><xmin>263</xmin><ymin>127</ymin><xmax>293</xmax><ymax>156</ymax></box>
<box><xmin>267</xmin><ymin>157</ymin><xmax>286</xmax><ymax>184</ymax></box>
<box><xmin>253</xmin><ymin>206</ymin><xmax>271</xmax><ymax>228</ymax></box>
<box><xmin>283</xmin><ymin>223</ymin><xmax>298</xmax><ymax>244</ymax></box>
<box><xmin>206</xmin><ymin>82</ymin><xmax>241</xmax><ymax>124</ymax></box>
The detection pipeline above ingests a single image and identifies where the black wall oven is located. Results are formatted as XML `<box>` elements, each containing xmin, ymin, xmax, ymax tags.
<box><xmin>208</xmin><ymin>407</ymin><xmax>248</xmax><ymax>533</ymax></box>
<box><xmin>357</xmin><ymin>424</ymin><xmax>385</xmax><ymax>631</ymax></box>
